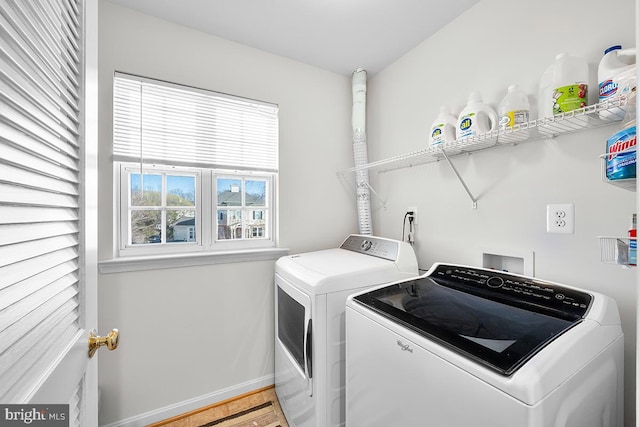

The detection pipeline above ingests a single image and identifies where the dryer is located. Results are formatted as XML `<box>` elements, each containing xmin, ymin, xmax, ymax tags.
<box><xmin>275</xmin><ymin>235</ymin><xmax>418</xmax><ymax>427</ymax></box>
<box><xmin>346</xmin><ymin>263</ymin><xmax>624</xmax><ymax>427</ymax></box>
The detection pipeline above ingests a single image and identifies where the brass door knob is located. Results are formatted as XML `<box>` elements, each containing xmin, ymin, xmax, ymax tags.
<box><xmin>88</xmin><ymin>329</ymin><xmax>119</xmax><ymax>358</ymax></box>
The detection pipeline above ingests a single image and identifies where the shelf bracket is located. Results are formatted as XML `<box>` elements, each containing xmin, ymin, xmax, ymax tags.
<box><xmin>441</xmin><ymin>150</ymin><xmax>478</xmax><ymax>209</ymax></box>
<box><xmin>362</xmin><ymin>180</ymin><xmax>387</xmax><ymax>210</ymax></box>
<box><xmin>340</xmin><ymin>170</ymin><xmax>388</xmax><ymax>210</ymax></box>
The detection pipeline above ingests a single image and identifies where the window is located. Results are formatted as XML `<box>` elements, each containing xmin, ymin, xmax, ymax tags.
<box><xmin>216</xmin><ymin>176</ymin><xmax>268</xmax><ymax>241</ymax></box>
<box><xmin>114</xmin><ymin>73</ymin><xmax>278</xmax><ymax>256</ymax></box>
<box><xmin>124</xmin><ymin>165</ymin><xmax>198</xmax><ymax>245</ymax></box>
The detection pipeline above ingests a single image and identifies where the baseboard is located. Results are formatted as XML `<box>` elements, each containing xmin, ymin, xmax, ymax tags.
<box><xmin>99</xmin><ymin>374</ymin><xmax>275</xmax><ymax>427</ymax></box>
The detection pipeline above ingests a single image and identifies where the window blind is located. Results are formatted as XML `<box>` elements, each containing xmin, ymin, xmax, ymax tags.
<box><xmin>113</xmin><ymin>73</ymin><xmax>279</xmax><ymax>172</ymax></box>
<box><xmin>0</xmin><ymin>0</ymin><xmax>82</xmax><ymax>402</ymax></box>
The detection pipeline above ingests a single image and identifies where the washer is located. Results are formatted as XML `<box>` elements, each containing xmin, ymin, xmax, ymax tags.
<box><xmin>346</xmin><ymin>263</ymin><xmax>624</xmax><ymax>427</ymax></box>
<box><xmin>275</xmin><ymin>235</ymin><xmax>418</xmax><ymax>427</ymax></box>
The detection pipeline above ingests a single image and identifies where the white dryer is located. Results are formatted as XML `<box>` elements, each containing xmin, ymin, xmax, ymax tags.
<box><xmin>346</xmin><ymin>263</ymin><xmax>624</xmax><ymax>427</ymax></box>
<box><xmin>275</xmin><ymin>235</ymin><xmax>418</xmax><ymax>427</ymax></box>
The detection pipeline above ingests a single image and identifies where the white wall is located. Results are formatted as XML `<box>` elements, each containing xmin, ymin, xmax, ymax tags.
<box><xmin>367</xmin><ymin>0</ymin><xmax>636</xmax><ymax>425</ymax></box>
<box><xmin>97</xmin><ymin>2</ymin><xmax>356</xmax><ymax>424</ymax></box>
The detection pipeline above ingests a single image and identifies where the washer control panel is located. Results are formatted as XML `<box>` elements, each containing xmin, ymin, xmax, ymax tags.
<box><xmin>430</xmin><ymin>263</ymin><xmax>593</xmax><ymax>318</ymax></box>
<box><xmin>340</xmin><ymin>235</ymin><xmax>400</xmax><ymax>261</ymax></box>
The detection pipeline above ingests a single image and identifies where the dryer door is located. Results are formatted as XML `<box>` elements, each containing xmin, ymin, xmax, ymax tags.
<box><xmin>276</xmin><ymin>274</ymin><xmax>313</xmax><ymax>396</ymax></box>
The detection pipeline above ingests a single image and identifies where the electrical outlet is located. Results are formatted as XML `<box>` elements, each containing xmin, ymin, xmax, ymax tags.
<box><xmin>546</xmin><ymin>204</ymin><xmax>574</xmax><ymax>234</ymax></box>
<box><xmin>407</xmin><ymin>206</ymin><xmax>417</xmax><ymax>225</ymax></box>
<box><xmin>406</xmin><ymin>206</ymin><xmax>418</xmax><ymax>244</ymax></box>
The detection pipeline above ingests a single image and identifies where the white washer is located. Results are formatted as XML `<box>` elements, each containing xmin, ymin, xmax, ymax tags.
<box><xmin>275</xmin><ymin>235</ymin><xmax>418</xmax><ymax>427</ymax></box>
<box><xmin>346</xmin><ymin>263</ymin><xmax>624</xmax><ymax>427</ymax></box>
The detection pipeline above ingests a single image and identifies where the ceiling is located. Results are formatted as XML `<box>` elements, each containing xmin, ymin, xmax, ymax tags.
<box><xmin>108</xmin><ymin>0</ymin><xmax>480</xmax><ymax>77</ymax></box>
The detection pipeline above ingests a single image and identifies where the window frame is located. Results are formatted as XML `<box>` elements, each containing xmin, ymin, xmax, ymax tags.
<box><xmin>210</xmin><ymin>170</ymin><xmax>276</xmax><ymax>251</ymax></box>
<box><xmin>112</xmin><ymin>73</ymin><xmax>279</xmax><ymax>260</ymax></box>
<box><xmin>214</xmin><ymin>173</ymin><xmax>271</xmax><ymax>245</ymax></box>
<box><xmin>117</xmin><ymin>163</ymin><xmax>276</xmax><ymax>258</ymax></box>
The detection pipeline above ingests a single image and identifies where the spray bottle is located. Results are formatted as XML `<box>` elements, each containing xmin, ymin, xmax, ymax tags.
<box><xmin>606</xmin><ymin>86</ymin><xmax>636</xmax><ymax>181</ymax></box>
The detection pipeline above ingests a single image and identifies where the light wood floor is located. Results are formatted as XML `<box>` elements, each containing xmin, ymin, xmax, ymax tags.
<box><xmin>148</xmin><ymin>386</ymin><xmax>289</xmax><ymax>427</ymax></box>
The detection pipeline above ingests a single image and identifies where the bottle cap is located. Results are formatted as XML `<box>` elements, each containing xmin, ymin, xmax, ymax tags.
<box><xmin>468</xmin><ymin>91</ymin><xmax>482</xmax><ymax>103</ymax></box>
<box><xmin>604</xmin><ymin>45</ymin><xmax>622</xmax><ymax>55</ymax></box>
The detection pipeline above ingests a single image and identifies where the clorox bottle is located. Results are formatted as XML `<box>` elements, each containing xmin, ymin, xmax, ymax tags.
<box><xmin>456</xmin><ymin>91</ymin><xmax>498</xmax><ymax>141</ymax></box>
<box><xmin>598</xmin><ymin>45</ymin><xmax>636</xmax><ymax>119</ymax></box>
<box><xmin>429</xmin><ymin>105</ymin><xmax>458</xmax><ymax>153</ymax></box>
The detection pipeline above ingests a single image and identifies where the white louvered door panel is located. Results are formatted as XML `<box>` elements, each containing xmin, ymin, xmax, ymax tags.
<box><xmin>68</xmin><ymin>380</ymin><xmax>82</xmax><ymax>427</ymax></box>
<box><xmin>0</xmin><ymin>0</ymin><xmax>99</xmax><ymax>424</ymax></box>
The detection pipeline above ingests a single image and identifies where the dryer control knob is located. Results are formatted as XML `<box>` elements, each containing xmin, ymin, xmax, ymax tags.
<box><xmin>360</xmin><ymin>240</ymin><xmax>372</xmax><ymax>251</ymax></box>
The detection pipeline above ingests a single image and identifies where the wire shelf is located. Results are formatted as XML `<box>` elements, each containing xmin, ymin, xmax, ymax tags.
<box><xmin>598</xmin><ymin>236</ymin><xmax>636</xmax><ymax>267</ymax></box>
<box><xmin>338</xmin><ymin>95</ymin><xmax>630</xmax><ymax>176</ymax></box>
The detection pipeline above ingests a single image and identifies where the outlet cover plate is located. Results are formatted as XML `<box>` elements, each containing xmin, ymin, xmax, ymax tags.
<box><xmin>546</xmin><ymin>204</ymin><xmax>575</xmax><ymax>234</ymax></box>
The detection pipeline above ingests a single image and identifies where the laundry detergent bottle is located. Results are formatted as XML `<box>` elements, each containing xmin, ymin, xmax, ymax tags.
<box><xmin>456</xmin><ymin>91</ymin><xmax>498</xmax><ymax>141</ymax></box>
<box><xmin>499</xmin><ymin>85</ymin><xmax>530</xmax><ymax>129</ymax></box>
<box><xmin>429</xmin><ymin>105</ymin><xmax>458</xmax><ymax>148</ymax></box>
<box><xmin>551</xmin><ymin>53</ymin><xmax>589</xmax><ymax>115</ymax></box>
<box><xmin>606</xmin><ymin>88</ymin><xmax>636</xmax><ymax>180</ymax></box>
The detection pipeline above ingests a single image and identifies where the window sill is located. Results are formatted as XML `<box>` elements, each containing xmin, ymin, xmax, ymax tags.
<box><xmin>98</xmin><ymin>247</ymin><xmax>290</xmax><ymax>274</ymax></box>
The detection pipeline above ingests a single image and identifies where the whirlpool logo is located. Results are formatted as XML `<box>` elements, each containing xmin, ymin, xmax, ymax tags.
<box><xmin>0</xmin><ymin>405</ymin><xmax>68</xmax><ymax>426</ymax></box>
<box><xmin>396</xmin><ymin>340</ymin><xmax>413</xmax><ymax>353</ymax></box>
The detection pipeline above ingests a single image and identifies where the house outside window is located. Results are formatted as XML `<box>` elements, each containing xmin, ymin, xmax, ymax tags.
<box><xmin>114</xmin><ymin>73</ymin><xmax>278</xmax><ymax>257</ymax></box>
<box><xmin>216</xmin><ymin>177</ymin><xmax>268</xmax><ymax>241</ymax></box>
<box><xmin>172</xmin><ymin>218</ymin><xmax>196</xmax><ymax>242</ymax></box>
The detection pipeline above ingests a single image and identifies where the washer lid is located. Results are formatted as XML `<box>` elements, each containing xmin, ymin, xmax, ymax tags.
<box><xmin>276</xmin><ymin>248</ymin><xmax>416</xmax><ymax>295</ymax></box>
<box><xmin>352</xmin><ymin>263</ymin><xmax>593</xmax><ymax>376</ymax></box>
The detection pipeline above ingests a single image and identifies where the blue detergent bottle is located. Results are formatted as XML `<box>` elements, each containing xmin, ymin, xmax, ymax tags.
<box><xmin>606</xmin><ymin>88</ymin><xmax>637</xmax><ymax>180</ymax></box>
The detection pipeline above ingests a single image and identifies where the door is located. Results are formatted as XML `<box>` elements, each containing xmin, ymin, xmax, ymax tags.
<box><xmin>0</xmin><ymin>1</ymin><xmax>105</xmax><ymax>425</ymax></box>
<box><xmin>274</xmin><ymin>273</ymin><xmax>316</xmax><ymax>426</ymax></box>
<box><xmin>275</xmin><ymin>275</ymin><xmax>313</xmax><ymax>393</ymax></box>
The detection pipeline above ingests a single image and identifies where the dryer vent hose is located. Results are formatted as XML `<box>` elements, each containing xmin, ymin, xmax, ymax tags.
<box><xmin>352</xmin><ymin>68</ymin><xmax>372</xmax><ymax>235</ymax></box>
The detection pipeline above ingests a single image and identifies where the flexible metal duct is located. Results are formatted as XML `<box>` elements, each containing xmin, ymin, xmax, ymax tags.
<box><xmin>352</xmin><ymin>69</ymin><xmax>372</xmax><ymax>235</ymax></box>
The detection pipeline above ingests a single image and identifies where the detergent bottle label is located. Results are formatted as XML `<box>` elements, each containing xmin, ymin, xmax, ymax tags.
<box><xmin>499</xmin><ymin>110</ymin><xmax>529</xmax><ymax>128</ymax></box>
<box><xmin>552</xmin><ymin>84</ymin><xmax>588</xmax><ymax>114</ymax></box>
<box><xmin>430</xmin><ymin>124</ymin><xmax>445</xmax><ymax>145</ymax></box>
<box><xmin>606</xmin><ymin>125</ymin><xmax>637</xmax><ymax>180</ymax></box>
<box><xmin>599</xmin><ymin>79</ymin><xmax>619</xmax><ymax>101</ymax></box>
<box><xmin>458</xmin><ymin>114</ymin><xmax>475</xmax><ymax>138</ymax></box>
